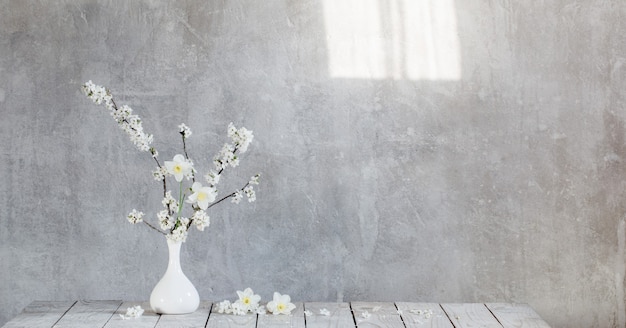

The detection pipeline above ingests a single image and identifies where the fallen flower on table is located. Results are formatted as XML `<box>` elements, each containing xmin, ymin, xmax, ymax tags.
<box><xmin>216</xmin><ymin>300</ymin><xmax>232</xmax><ymax>314</ymax></box>
<box><xmin>255</xmin><ymin>305</ymin><xmax>267</xmax><ymax>315</ymax></box>
<box><xmin>409</xmin><ymin>308</ymin><xmax>434</xmax><ymax>319</ymax></box>
<box><xmin>320</xmin><ymin>308</ymin><xmax>330</xmax><ymax>316</ymax></box>
<box><xmin>217</xmin><ymin>288</ymin><xmax>264</xmax><ymax>315</ymax></box>
<box><xmin>304</xmin><ymin>310</ymin><xmax>313</xmax><ymax>316</ymax></box>
<box><xmin>361</xmin><ymin>311</ymin><xmax>371</xmax><ymax>319</ymax></box>
<box><xmin>267</xmin><ymin>292</ymin><xmax>296</xmax><ymax>315</ymax></box>
<box><xmin>119</xmin><ymin>305</ymin><xmax>144</xmax><ymax>320</ymax></box>
<box><xmin>236</xmin><ymin>287</ymin><xmax>261</xmax><ymax>313</ymax></box>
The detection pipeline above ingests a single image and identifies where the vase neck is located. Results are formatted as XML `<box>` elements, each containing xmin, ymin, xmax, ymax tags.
<box><xmin>166</xmin><ymin>238</ymin><xmax>183</xmax><ymax>272</ymax></box>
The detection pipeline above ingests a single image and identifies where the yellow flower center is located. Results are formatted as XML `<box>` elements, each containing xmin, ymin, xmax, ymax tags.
<box><xmin>243</xmin><ymin>297</ymin><xmax>250</xmax><ymax>305</ymax></box>
<box><xmin>277</xmin><ymin>303</ymin><xmax>285</xmax><ymax>311</ymax></box>
<box><xmin>173</xmin><ymin>165</ymin><xmax>182</xmax><ymax>174</ymax></box>
<box><xmin>197</xmin><ymin>192</ymin><xmax>207</xmax><ymax>201</ymax></box>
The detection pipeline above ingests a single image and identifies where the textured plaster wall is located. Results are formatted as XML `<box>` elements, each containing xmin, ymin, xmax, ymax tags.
<box><xmin>1</xmin><ymin>1</ymin><xmax>625</xmax><ymax>327</ymax></box>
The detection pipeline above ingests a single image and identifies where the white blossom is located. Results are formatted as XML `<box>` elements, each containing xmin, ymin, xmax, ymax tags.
<box><xmin>177</xmin><ymin>216</ymin><xmax>190</xmax><ymax>228</ymax></box>
<box><xmin>186</xmin><ymin>182</ymin><xmax>217</xmax><ymax>210</ymax></box>
<box><xmin>178</xmin><ymin>123</ymin><xmax>192</xmax><ymax>139</ymax></box>
<box><xmin>217</xmin><ymin>300</ymin><xmax>232</xmax><ymax>314</ymax></box>
<box><xmin>361</xmin><ymin>311</ymin><xmax>371</xmax><ymax>319</ymax></box>
<box><xmin>214</xmin><ymin>143</ymin><xmax>238</xmax><ymax>170</ymax></box>
<box><xmin>231</xmin><ymin>190</ymin><xmax>243</xmax><ymax>204</ymax></box>
<box><xmin>127</xmin><ymin>209</ymin><xmax>144</xmax><ymax>224</ymax></box>
<box><xmin>119</xmin><ymin>305</ymin><xmax>144</xmax><ymax>320</ymax></box>
<box><xmin>244</xmin><ymin>185</ymin><xmax>256</xmax><ymax>202</ymax></box>
<box><xmin>152</xmin><ymin>167</ymin><xmax>168</xmax><ymax>181</ymax></box>
<box><xmin>167</xmin><ymin>225</ymin><xmax>188</xmax><ymax>243</ymax></box>
<box><xmin>320</xmin><ymin>308</ymin><xmax>330</xmax><ymax>316</ymax></box>
<box><xmin>82</xmin><ymin>81</ymin><xmax>153</xmax><ymax>152</ymax></box>
<box><xmin>204</xmin><ymin>170</ymin><xmax>220</xmax><ymax>186</ymax></box>
<box><xmin>230</xmin><ymin>301</ymin><xmax>247</xmax><ymax>316</ymax></box>
<box><xmin>157</xmin><ymin>210</ymin><xmax>173</xmax><ymax>230</ymax></box>
<box><xmin>304</xmin><ymin>310</ymin><xmax>313</xmax><ymax>317</ymax></box>
<box><xmin>82</xmin><ymin>80</ymin><xmax>110</xmax><ymax>105</ymax></box>
<box><xmin>255</xmin><ymin>305</ymin><xmax>267</xmax><ymax>315</ymax></box>
<box><xmin>191</xmin><ymin>210</ymin><xmax>210</xmax><ymax>231</ymax></box>
<box><xmin>235</xmin><ymin>288</ymin><xmax>261</xmax><ymax>313</ymax></box>
<box><xmin>249</xmin><ymin>174</ymin><xmax>260</xmax><ymax>185</ymax></box>
<box><xmin>162</xmin><ymin>191</ymin><xmax>179</xmax><ymax>214</ymax></box>
<box><xmin>266</xmin><ymin>292</ymin><xmax>296</xmax><ymax>315</ymax></box>
<box><xmin>83</xmin><ymin>82</ymin><xmax>261</xmax><ymax>242</ymax></box>
<box><xmin>228</xmin><ymin>123</ymin><xmax>254</xmax><ymax>153</ymax></box>
<box><xmin>164</xmin><ymin>154</ymin><xmax>193</xmax><ymax>182</ymax></box>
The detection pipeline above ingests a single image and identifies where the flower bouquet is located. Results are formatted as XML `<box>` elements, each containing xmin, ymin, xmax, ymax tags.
<box><xmin>81</xmin><ymin>81</ymin><xmax>260</xmax><ymax>314</ymax></box>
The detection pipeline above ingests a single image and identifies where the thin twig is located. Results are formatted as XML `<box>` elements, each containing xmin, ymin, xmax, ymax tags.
<box><xmin>143</xmin><ymin>220</ymin><xmax>166</xmax><ymax>235</ymax></box>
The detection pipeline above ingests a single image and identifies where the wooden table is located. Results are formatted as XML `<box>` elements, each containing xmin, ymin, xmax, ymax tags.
<box><xmin>2</xmin><ymin>300</ymin><xmax>551</xmax><ymax>327</ymax></box>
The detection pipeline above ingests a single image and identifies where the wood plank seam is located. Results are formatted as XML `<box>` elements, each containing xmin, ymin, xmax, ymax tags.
<box><xmin>101</xmin><ymin>301</ymin><xmax>125</xmax><ymax>327</ymax></box>
<box><xmin>302</xmin><ymin>302</ymin><xmax>306</xmax><ymax>327</ymax></box>
<box><xmin>392</xmin><ymin>303</ymin><xmax>406</xmax><ymax>327</ymax></box>
<box><xmin>203</xmin><ymin>302</ymin><xmax>214</xmax><ymax>328</ymax></box>
<box><xmin>484</xmin><ymin>303</ymin><xmax>505</xmax><ymax>328</ymax></box>
<box><xmin>348</xmin><ymin>302</ymin><xmax>357</xmax><ymax>328</ymax></box>
<box><xmin>50</xmin><ymin>301</ymin><xmax>78</xmax><ymax>328</ymax></box>
<box><xmin>438</xmin><ymin>303</ymin><xmax>455</xmax><ymax>326</ymax></box>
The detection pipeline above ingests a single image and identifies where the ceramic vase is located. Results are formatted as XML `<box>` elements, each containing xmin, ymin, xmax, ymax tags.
<box><xmin>149</xmin><ymin>238</ymin><xmax>200</xmax><ymax>314</ymax></box>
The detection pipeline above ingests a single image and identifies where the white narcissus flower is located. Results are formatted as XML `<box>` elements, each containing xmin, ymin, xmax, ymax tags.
<box><xmin>266</xmin><ymin>292</ymin><xmax>296</xmax><ymax>315</ymax></box>
<box><xmin>236</xmin><ymin>288</ymin><xmax>261</xmax><ymax>312</ymax></box>
<box><xmin>164</xmin><ymin>154</ymin><xmax>193</xmax><ymax>182</ymax></box>
<box><xmin>186</xmin><ymin>182</ymin><xmax>217</xmax><ymax>210</ymax></box>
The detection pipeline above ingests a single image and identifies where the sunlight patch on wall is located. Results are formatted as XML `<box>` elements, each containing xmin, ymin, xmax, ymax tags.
<box><xmin>322</xmin><ymin>0</ymin><xmax>461</xmax><ymax>81</ymax></box>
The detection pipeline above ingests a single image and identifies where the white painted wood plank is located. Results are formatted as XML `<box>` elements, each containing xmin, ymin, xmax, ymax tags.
<box><xmin>395</xmin><ymin>302</ymin><xmax>454</xmax><ymax>328</ymax></box>
<box><xmin>441</xmin><ymin>303</ymin><xmax>503</xmax><ymax>328</ymax></box>
<box><xmin>154</xmin><ymin>301</ymin><xmax>211</xmax><ymax>328</ymax></box>
<box><xmin>205</xmin><ymin>303</ymin><xmax>257</xmax><ymax>328</ymax></box>
<box><xmin>53</xmin><ymin>300</ymin><xmax>122</xmax><ymax>328</ymax></box>
<box><xmin>256</xmin><ymin>302</ymin><xmax>305</xmax><ymax>328</ymax></box>
<box><xmin>2</xmin><ymin>301</ymin><xmax>76</xmax><ymax>328</ymax></box>
<box><xmin>486</xmin><ymin>303</ymin><xmax>551</xmax><ymax>328</ymax></box>
<box><xmin>351</xmin><ymin>302</ymin><xmax>404</xmax><ymax>328</ymax></box>
<box><xmin>205</xmin><ymin>313</ymin><xmax>257</xmax><ymax>328</ymax></box>
<box><xmin>303</xmin><ymin>302</ymin><xmax>354</xmax><ymax>328</ymax></box>
<box><xmin>103</xmin><ymin>301</ymin><xmax>160</xmax><ymax>328</ymax></box>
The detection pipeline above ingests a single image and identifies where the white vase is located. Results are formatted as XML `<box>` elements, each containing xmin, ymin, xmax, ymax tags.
<box><xmin>150</xmin><ymin>238</ymin><xmax>200</xmax><ymax>314</ymax></box>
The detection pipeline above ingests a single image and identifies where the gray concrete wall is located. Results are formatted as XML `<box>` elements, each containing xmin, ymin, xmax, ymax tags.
<box><xmin>1</xmin><ymin>1</ymin><xmax>624</xmax><ymax>327</ymax></box>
